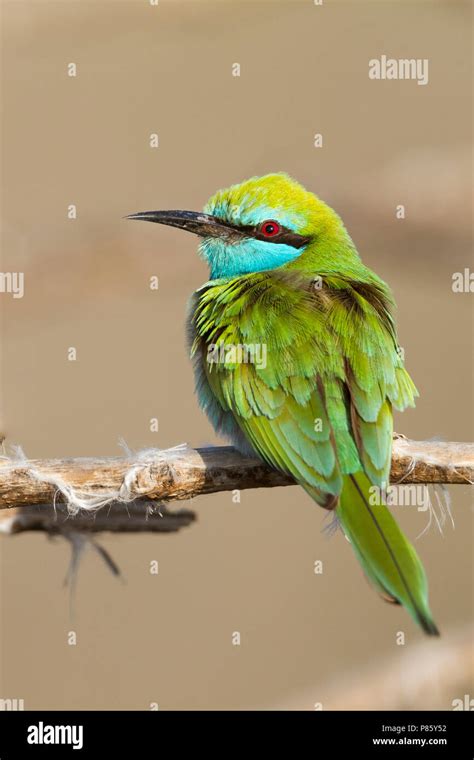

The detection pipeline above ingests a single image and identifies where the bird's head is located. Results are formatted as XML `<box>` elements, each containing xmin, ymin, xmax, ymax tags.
<box><xmin>127</xmin><ymin>173</ymin><xmax>352</xmax><ymax>279</ymax></box>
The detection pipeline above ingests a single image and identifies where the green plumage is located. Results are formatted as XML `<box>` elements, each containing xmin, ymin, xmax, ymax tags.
<box><xmin>336</xmin><ymin>473</ymin><xmax>437</xmax><ymax>634</ymax></box>
<box><xmin>190</xmin><ymin>265</ymin><xmax>437</xmax><ymax>634</ymax></box>
<box><xmin>131</xmin><ymin>172</ymin><xmax>438</xmax><ymax>635</ymax></box>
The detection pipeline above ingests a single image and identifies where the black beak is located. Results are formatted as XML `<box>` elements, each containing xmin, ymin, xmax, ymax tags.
<box><xmin>125</xmin><ymin>209</ymin><xmax>245</xmax><ymax>242</ymax></box>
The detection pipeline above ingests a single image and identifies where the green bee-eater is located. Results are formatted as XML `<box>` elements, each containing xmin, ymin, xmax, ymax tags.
<box><xmin>128</xmin><ymin>173</ymin><xmax>439</xmax><ymax>635</ymax></box>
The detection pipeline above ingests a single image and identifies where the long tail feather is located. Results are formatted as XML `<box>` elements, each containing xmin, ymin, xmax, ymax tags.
<box><xmin>333</xmin><ymin>472</ymin><xmax>439</xmax><ymax>635</ymax></box>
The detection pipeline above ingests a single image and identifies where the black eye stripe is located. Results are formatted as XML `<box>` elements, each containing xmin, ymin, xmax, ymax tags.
<box><xmin>255</xmin><ymin>230</ymin><xmax>309</xmax><ymax>248</ymax></box>
<box><xmin>211</xmin><ymin>217</ymin><xmax>310</xmax><ymax>249</ymax></box>
<box><xmin>237</xmin><ymin>223</ymin><xmax>310</xmax><ymax>249</ymax></box>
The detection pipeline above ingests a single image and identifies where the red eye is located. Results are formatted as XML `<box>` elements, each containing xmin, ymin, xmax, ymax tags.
<box><xmin>260</xmin><ymin>220</ymin><xmax>281</xmax><ymax>238</ymax></box>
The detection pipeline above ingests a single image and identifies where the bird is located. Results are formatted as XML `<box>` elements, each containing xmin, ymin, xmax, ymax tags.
<box><xmin>127</xmin><ymin>172</ymin><xmax>439</xmax><ymax>635</ymax></box>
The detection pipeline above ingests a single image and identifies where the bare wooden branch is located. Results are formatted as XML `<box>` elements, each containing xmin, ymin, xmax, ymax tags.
<box><xmin>0</xmin><ymin>503</ymin><xmax>196</xmax><ymax>535</ymax></box>
<box><xmin>0</xmin><ymin>445</ymin><xmax>290</xmax><ymax>511</ymax></box>
<box><xmin>275</xmin><ymin>623</ymin><xmax>474</xmax><ymax>710</ymax></box>
<box><xmin>0</xmin><ymin>438</ymin><xmax>471</xmax><ymax>533</ymax></box>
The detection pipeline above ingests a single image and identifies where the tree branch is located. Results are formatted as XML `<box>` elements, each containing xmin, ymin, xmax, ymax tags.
<box><xmin>275</xmin><ymin>623</ymin><xmax>474</xmax><ymax>710</ymax></box>
<box><xmin>0</xmin><ymin>437</ymin><xmax>472</xmax><ymax>535</ymax></box>
<box><xmin>0</xmin><ymin>503</ymin><xmax>196</xmax><ymax>535</ymax></box>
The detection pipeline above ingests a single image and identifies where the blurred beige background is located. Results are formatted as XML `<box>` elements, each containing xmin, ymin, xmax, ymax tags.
<box><xmin>0</xmin><ymin>0</ymin><xmax>472</xmax><ymax>710</ymax></box>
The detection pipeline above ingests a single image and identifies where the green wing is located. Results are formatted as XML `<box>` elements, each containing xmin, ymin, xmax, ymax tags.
<box><xmin>191</xmin><ymin>270</ymin><xmax>438</xmax><ymax>634</ymax></box>
<box><xmin>193</xmin><ymin>269</ymin><xmax>415</xmax><ymax>494</ymax></box>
